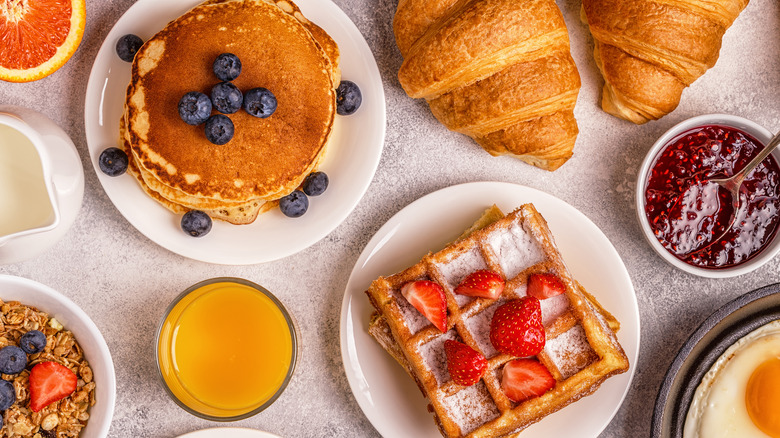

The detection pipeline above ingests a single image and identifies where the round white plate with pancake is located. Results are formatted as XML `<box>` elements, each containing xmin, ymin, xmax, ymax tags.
<box><xmin>339</xmin><ymin>181</ymin><xmax>640</xmax><ymax>438</ymax></box>
<box><xmin>85</xmin><ymin>0</ymin><xmax>385</xmax><ymax>264</ymax></box>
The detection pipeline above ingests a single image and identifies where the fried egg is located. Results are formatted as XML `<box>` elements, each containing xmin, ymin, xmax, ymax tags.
<box><xmin>684</xmin><ymin>320</ymin><xmax>780</xmax><ymax>438</ymax></box>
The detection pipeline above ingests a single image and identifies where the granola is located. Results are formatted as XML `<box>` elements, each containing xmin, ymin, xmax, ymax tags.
<box><xmin>0</xmin><ymin>300</ymin><xmax>96</xmax><ymax>438</ymax></box>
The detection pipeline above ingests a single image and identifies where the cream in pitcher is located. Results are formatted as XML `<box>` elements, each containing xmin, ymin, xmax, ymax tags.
<box><xmin>0</xmin><ymin>122</ymin><xmax>58</xmax><ymax>240</ymax></box>
<box><xmin>0</xmin><ymin>105</ymin><xmax>84</xmax><ymax>265</ymax></box>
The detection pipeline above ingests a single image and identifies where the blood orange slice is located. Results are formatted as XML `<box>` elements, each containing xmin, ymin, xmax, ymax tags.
<box><xmin>0</xmin><ymin>0</ymin><xmax>86</xmax><ymax>82</ymax></box>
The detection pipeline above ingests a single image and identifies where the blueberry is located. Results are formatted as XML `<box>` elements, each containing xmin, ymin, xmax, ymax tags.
<box><xmin>0</xmin><ymin>346</ymin><xmax>26</xmax><ymax>375</ymax></box>
<box><xmin>116</xmin><ymin>34</ymin><xmax>144</xmax><ymax>62</ymax></box>
<box><xmin>302</xmin><ymin>171</ymin><xmax>328</xmax><ymax>196</ymax></box>
<box><xmin>243</xmin><ymin>87</ymin><xmax>277</xmax><ymax>118</ymax></box>
<box><xmin>178</xmin><ymin>91</ymin><xmax>212</xmax><ymax>125</ymax></box>
<box><xmin>181</xmin><ymin>210</ymin><xmax>212</xmax><ymax>237</ymax></box>
<box><xmin>213</xmin><ymin>53</ymin><xmax>242</xmax><ymax>82</ymax></box>
<box><xmin>0</xmin><ymin>379</ymin><xmax>15</xmax><ymax>411</ymax></box>
<box><xmin>99</xmin><ymin>147</ymin><xmax>129</xmax><ymax>177</ymax></box>
<box><xmin>19</xmin><ymin>330</ymin><xmax>46</xmax><ymax>355</ymax></box>
<box><xmin>336</xmin><ymin>80</ymin><xmax>362</xmax><ymax>116</ymax></box>
<box><xmin>210</xmin><ymin>82</ymin><xmax>243</xmax><ymax>114</ymax></box>
<box><xmin>279</xmin><ymin>190</ymin><xmax>309</xmax><ymax>218</ymax></box>
<box><xmin>204</xmin><ymin>114</ymin><xmax>234</xmax><ymax>145</ymax></box>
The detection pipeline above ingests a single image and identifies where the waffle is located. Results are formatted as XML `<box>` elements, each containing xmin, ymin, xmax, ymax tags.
<box><xmin>365</xmin><ymin>204</ymin><xmax>629</xmax><ymax>437</ymax></box>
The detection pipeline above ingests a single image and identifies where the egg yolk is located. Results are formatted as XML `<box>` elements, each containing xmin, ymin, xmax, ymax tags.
<box><xmin>746</xmin><ymin>357</ymin><xmax>780</xmax><ymax>437</ymax></box>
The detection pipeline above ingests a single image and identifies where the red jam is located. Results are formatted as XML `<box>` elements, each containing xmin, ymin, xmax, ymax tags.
<box><xmin>644</xmin><ymin>125</ymin><xmax>780</xmax><ymax>269</ymax></box>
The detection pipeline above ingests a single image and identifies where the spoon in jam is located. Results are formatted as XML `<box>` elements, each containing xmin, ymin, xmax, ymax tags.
<box><xmin>682</xmin><ymin>130</ymin><xmax>780</xmax><ymax>255</ymax></box>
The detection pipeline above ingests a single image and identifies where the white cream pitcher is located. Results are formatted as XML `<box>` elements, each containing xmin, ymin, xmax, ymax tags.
<box><xmin>0</xmin><ymin>105</ymin><xmax>84</xmax><ymax>264</ymax></box>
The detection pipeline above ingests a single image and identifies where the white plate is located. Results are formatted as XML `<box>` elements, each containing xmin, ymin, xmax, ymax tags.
<box><xmin>176</xmin><ymin>428</ymin><xmax>281</xmax><ymax>438</ymax></box>
<box><xmin>339</xmin><ymin>181</ymin><xmax>640</xmax><ymax>437</ymax></box>
<box><xmin>84</xmin><ymin>0</ymin><xmax>385</xmax><ymax>264</ymax></box>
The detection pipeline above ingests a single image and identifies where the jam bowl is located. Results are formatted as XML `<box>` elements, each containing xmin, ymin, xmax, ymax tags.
<box><xmin>636</xmin><ymin>114</ymin><xmax>780</xmax><ymax>278</ymax></box>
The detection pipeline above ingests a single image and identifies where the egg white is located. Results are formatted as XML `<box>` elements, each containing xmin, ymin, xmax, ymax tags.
<box><xmin>684</xmin><ymin>320</ymin><xmax>780</xmax><ymax>438</ymax></box>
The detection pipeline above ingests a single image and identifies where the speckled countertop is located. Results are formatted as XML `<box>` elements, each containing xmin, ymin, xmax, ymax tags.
<box><xmin>1</xmin><ymin>0</ymin><xmax>779</xmax><ymax>437</ymax></box>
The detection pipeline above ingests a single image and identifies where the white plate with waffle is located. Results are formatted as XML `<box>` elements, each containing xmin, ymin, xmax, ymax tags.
<box><xmin>339</xmin><ymin>181</ymin><xmax>639</xmax><ymax>437</ymax></box>
<box><xmin>84</xmin><ymin>0</ymin><xmax>385</xmax><ymax>264</ymax></box>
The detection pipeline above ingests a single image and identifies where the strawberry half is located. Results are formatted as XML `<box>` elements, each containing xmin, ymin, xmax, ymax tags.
<box><xmin>489</xmin><ymin>297</ymin><xmax>545</xmax><ymax>357</ymax></box>
<box><xmin>526</xmin><ymin>273</ymin><xmax>565</xmax><ymax>300</ymax></box>
<box><xmin>501</xmin><ymin>358</ymin><xmax>555</xmax><ymax>402</ymax></box>
<box><xmin>454</xmin><ymin>270</ymin><xmax>504</xmax><ymax>300</ymax></box>
<box><xmin>29</xmin><ymin>361</ymin><xmax>77</xmax><ymax>412</ymax></box>
<box><xmin>401</xmin><ymin>280</ymin><xmax>447</xmax><ymax>332</ymax></box>
<box><xmin>444</xmin><ymin>340</ymin><xmax>487</xmax><ymax>386</ymax></box>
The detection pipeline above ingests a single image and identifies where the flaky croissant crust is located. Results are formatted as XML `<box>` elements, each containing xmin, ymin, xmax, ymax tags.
<box><xmin>581</xmin><ymin>0</ymin><xmax>750</xmax><ymax>124</ymax></box>
<box><xmin>394</xmin><ymin>0</ymin><xmax>581</xmax><ymax>171</ymax></box>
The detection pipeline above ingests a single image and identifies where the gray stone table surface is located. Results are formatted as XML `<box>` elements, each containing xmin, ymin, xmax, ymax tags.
<box><xmin>2</xmin><ymin>0</ymin><xmax>779</xmax><ymax>436</ymax></box>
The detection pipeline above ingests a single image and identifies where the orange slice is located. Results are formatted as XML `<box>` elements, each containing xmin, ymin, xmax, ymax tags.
<box><xmin>0</xmin><ymin>0</ymin><xmax>86</xmax><ymax>82</ymax></box>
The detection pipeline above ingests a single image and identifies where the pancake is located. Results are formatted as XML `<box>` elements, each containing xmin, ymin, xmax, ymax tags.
<box><xmin>206</xmin><ymin>0</ymin><xmax>341</xmax><ymax>86</ymax></box>
<box><xmin>125</xmin><ymin>0</ymin><xmax>337</xmax><ymax>210</ymax></box>
<box><xmin>120</xmin><ymin>114</ymin><xmax>273</xmax><ymax>224</ymax></box>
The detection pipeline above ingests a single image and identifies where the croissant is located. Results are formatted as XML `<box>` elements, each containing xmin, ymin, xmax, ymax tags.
<box><xmin>581</xmin><ymin>0</ymin><xmax>750</xmax><ymax>124</ymax></box>
<box><xmin>394</xmin><ymin>0</ymin><xmax>581</xmax><ymax>171</ymax></box>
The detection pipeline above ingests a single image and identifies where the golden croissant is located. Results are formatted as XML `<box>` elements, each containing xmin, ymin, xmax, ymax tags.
<box><xmin>394</xmin><ymin>0</ymin><xmax>581</xmax><ymax>171</ymax></box>
<box><xmin>581</xmin><ymin>0</ymin><xmax>750</xmax><ymax>124</ymax></box>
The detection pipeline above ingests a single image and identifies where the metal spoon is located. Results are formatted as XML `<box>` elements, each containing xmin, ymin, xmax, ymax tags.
<box><xmin>685</xmin><ymin>130</ymin><xmax>780</xmax><ymax>255</ymax></box>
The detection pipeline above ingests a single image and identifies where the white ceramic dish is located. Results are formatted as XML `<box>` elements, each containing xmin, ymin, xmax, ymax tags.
<box><xmin>340</xmin><ymin>181</ymin><xmax>640</xmax><ymax>438</ymax></box>
<box><xmin>635</xmin><ymin>114</ymin><xmax>780</xmax><ymax>278</ymax></box>
<box><xmin>0</xmin><ymin>106</ymin><xmax>84</xmax><ymax>265</ymax></box>
<box><xmin>175</xmin><ymin>427</ymin><xmax>281</xmax><ymax>438</ymax></box>
<box><xmin>84</xmin><ymin>0</ymin><xmax>385</xmax><ymax>264</ymax></box>
<box><xmin>0</xmin><ymin>274</ymin><xmax>116</xmax><ymax>438</ymax></box>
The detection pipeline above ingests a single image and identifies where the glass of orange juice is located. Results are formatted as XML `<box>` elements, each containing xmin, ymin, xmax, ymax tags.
<box><xmin>155</xmin><ymin>277</ymin><xmax>297</xmax><ymax>420</ymax></box>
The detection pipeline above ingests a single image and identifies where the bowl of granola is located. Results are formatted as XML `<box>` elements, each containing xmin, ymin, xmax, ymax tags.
<box><xmin>0</xmin><ymin>275</ymin><xmax>115</xmax><ymax>437</ymax></box>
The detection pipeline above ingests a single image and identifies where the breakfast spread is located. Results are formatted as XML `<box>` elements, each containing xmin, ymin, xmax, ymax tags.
<box><xmin>120</xmin><ymin>0</ymin><xmax>340</xmax><ymax>225</ymax></box>
<box><xmin>684</xmin><ymin>319</ymin><xmax>780</xmax><ymax>437</ymax></box>
<box><xmin>365</xmin><ymin>205</ymin><xmax>628</xmax><ymax>437</ymax></box>
<box><xmin>393</xmin><ymin>0</ymin><xmax>581</xmax><ymax>171</ymax></box>
<box><xmin>581</xmin><ymin>0</ymin><xmax>750</xmax><ymax>124</ymax></box>
<box><xmin>156</xmin><ymin>279</ymin><xmax>296</xmax><ymax>420</ymax></box>
<box><xmin>644</xmin><ymin>124</ymin><xmax>780</xmax><ymax>268</ymax></box>
<box><xmin>5</xmin><ymin>0</ymin><xmax>780</xmax><ymax>435</ymax></box>
<box><xmin>0</xmin><ymin>300</ymin><xmax>95</xmax><ymax>437</ymax></box>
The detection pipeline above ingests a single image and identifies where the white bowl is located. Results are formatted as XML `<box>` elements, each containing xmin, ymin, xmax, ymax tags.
<box><xmin>0</xmin><ymin>275</ymin><xmax>115</xmax><ymax>437</ymax></box>
<box><xmin>636</xmin><ymin>114</ymin><xmax>780</xmax><ymax>278</ymax></box>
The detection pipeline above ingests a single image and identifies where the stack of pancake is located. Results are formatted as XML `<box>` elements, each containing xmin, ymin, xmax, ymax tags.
<box><xmin>121</xmin><ymin>0</ymin><xmax>340</xmax><ymax>224</ymax></box>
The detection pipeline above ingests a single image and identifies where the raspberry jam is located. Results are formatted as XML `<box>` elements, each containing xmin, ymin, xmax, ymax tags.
<box><xmin>644</xmin><ymin>125</ymin><xmax>780</xmax><ymax>269</ymax></box>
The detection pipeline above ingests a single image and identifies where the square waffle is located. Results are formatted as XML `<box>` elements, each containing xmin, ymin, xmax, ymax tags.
<box><xmin>365</xmin><ymin>204</ymin><xmax>629</xmax><ymax>437</ymax></box>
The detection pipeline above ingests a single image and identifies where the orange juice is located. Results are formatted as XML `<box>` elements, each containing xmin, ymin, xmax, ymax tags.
<box><xmin>157</xmin><ymin>279</ymin><xmax>296</xmax><ymax>419</ymax></box>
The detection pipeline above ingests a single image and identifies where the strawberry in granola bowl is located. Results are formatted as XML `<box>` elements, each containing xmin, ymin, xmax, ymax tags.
<box><xmin>0</xmin><ymin>275</ymin><xmax>115</xmax><ymax>438</ymax></box>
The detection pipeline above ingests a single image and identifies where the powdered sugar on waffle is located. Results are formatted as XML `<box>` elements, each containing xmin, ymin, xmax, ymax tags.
<box><xmin>390</xmin><ymin>287</ymin><xmax>431</xmax><ymax>334</ymax></box>
<box><xmin>434</xmin><ymin>246</ymin><xmax>487</xmax><ymax>307</ymax></box>
<box><xmin>540</xmin><ymin>294</ymin><xmax>570</xmax><ymax>327</ymax></box>
<box><xmin>441</xmin><ymin>381</ymin><xmax>500</xmax><ymax>435</ymax></box>
<box><xmin>465</xmin><ymin>300</ymin><xmax>504</xmax><ymax>358</ymax></box>
<box><xmin>487</xmin><ymin>220</ymin><xmax>545</xmax><ymax>278</ymax></box>
<box><xmin>544</xmin><ymin>324</ymin><xmax>595</xmax><ymax>379</ymax></box>
<box><xmin>418</xmin><ymin>330</ymin><xmax>457</xmax><ymax>384</ymax></box>
<box><xmin>515</xmin><ymin>282</ymin><xmax>571</xmax><ymax>327</ymax></box>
